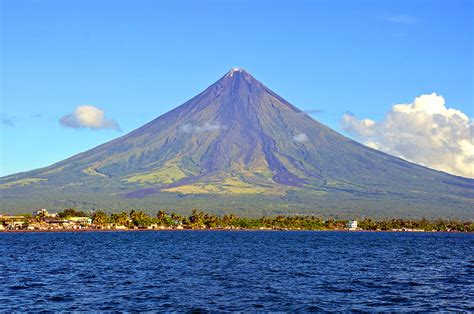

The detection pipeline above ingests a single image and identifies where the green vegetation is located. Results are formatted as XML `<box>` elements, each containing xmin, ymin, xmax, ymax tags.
<box><xmin>57</xmin><ymin>208</ymin><xmax>89</xmax><ymax>218</ymax></box>
<box><xmin>91</xmin><ymin>210</ymin><xmax>109</xmax><ymax>225</ymax></box>
<box><xmin>110</xmin><ymin>212</ymin><xmax>130</xmax><ymax>226</ymax></box>
<box><xmin>1</xmin><ymin>183</ymin><xmax>473</xmax><ymax>220</ymax></box>
<box><xmin>358</xmin><ymin>218</ymin><xmax>474</xmax><ymax>232</ymax></box>
<box><xmin>0</xmin><ymin>177</ymin><xmax>46</xmax><ymax>188</ymax></box>
<box><xmin>5</xmin><ymin>208</ymin><xmax>466</xmax><ymax>232</ymax></box>
<box><xmin>163</xmin><ymin>176</ymin><xmax>273</xmax><ymax>194</ymax></box>
<box><xmin>124</xmin><ymin>164</ymin><xmax>187</xmax><ymax>185</ymax></box>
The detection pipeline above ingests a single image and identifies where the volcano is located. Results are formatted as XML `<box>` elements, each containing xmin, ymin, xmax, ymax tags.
<box><xmin>1</xmin><ymin>68</ymin><xmax>473</xmax><ymax>218</ymax></box>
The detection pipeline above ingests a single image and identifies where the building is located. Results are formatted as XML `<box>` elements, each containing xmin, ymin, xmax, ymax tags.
<box><xmin>7</xmin><ymin>221</ymin><xmax>25</xmax><ymax>230</ymax></box>
<box><xmin>347</xmin><ymin>220</ymin><xmax>358</xmax><ymax>230</ymax></box>
<box><xmin>34</xmin><ymin>209</ymin><xmax>58</xmax><ymax>218</ymax></box>
<box><xmin>68</xmin><ymin>217</ymin><xmax>92</xmax><ymax>224</ymax></box>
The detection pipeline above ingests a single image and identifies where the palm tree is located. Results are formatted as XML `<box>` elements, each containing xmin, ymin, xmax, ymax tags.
<box><xmin>170</xmin><ymin>212</ymin><xmax>183</xmax><ymax>226</ymax></box>
<box><xmin>92</xmin><ymin>211</ymin><xmax>109</xmax><ymax>226</ymax></box>
<box><xmin>112</xmin><ymin>211</ymin><xmax>130</xmax><ymax>227</ymax></box>
<box><xmin>156</xmin><ymin>210</ymin><xmax>167</xmax><ymax>225</ymax></box>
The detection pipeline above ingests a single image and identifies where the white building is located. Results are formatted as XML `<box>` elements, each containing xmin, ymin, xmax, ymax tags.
<box><xmin>34</xmin><ymin>209</ymin><xmax>58</xmax><ymax>218</ymax></box>
<box><xmin>347</xmin><ymin>220</ymin><xmax>358</xmax><ymax>230</ymax></box>
<box><xmin>68</xmin><ymin>217</ymin><xmax>92</xmax><ymax>224</ymax></box>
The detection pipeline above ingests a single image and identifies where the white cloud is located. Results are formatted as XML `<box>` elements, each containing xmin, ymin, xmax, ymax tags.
<box><xmin>195</xmin><ymin>122</ymin><xmax>222</xmax><ymax>133</ymax></box>
<box><xmin>341</xmin><ymin>93</ymin><xmax>474</xmax><ymax>178</ymax></box>
<box><xmin>179</xmin><ymin>123</ymin><xmax>194</xmax><ymax>133</ymax></box>
<box><xmin>60</xmin><ymin>105</ymin><xmax>120</xmax><ymax>131</ymax></box>
<box><xmin>180</xmin><ymin>122</ymin><xmax>224</xmax><ymax>133</ymax></box>
<box><xmin>293</xmin><ymin>133</ymin><xmax>309</xmax><ymax>143</ymax></box>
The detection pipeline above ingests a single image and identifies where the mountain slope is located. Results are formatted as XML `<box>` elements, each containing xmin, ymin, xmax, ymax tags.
<box><xmin>1</xmin><ymin>68</ymin><xmax>473</xmax><ymax>218</ymax></box>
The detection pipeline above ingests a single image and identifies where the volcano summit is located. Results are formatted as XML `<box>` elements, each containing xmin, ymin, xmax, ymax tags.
<box><xmin>1</xmin><ymin>69</ymin><xmax>473</xmax><ymax>218</ymax></box>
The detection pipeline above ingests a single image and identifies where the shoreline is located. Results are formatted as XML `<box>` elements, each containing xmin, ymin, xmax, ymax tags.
<box><xmin>0</xmin><ymin>228</ymin><xmax>470</xmax><ymax>234</ymax></box>
<box><xmin>3</xmin><ymin>210</ymin><xmax>471</xmax><ymax>233</ymax></box>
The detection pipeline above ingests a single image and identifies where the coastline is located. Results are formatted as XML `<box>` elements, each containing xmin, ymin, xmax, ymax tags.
<box><xmin>3</xmin><ymin>209</ymin><xmax>472</xmax><ymax>233</ymax></box>
<box><xmin>0</xmin><ymin>228</ymin><xmax>470</xmax><ymax>234</ymax></box>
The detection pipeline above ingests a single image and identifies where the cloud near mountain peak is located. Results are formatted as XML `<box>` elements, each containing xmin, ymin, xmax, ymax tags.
<box><xmin>342</xmin><ymin>93</ymin><xmax>474</xmax><ymax>178</ymax></box>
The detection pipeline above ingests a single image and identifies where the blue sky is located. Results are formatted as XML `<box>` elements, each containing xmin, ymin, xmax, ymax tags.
<box><xmin>1</xmin><ymin>0</ymin><xmax>473</xmax><ymax>177</ymax></box>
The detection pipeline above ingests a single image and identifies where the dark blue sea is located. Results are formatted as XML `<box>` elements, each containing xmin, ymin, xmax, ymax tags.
<box><xmin>0</xmin><ymin>231</ymin><xmax>472</xmax><ymax>312</ymax></box>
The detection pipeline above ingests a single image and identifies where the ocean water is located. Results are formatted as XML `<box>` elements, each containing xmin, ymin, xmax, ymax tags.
<box><xmin>0</xmin><ymin>231</ymin><xmax>472</xmax><ymax>311</ymax></box>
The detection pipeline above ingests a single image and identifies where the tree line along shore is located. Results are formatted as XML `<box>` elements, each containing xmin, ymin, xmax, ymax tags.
<box><xmin>0</xmin><ymin>208</ymin><xmax>472</xmax><ymax>232</ymax></box>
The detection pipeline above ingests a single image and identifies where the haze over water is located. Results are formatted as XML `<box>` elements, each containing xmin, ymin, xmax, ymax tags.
<box><xmin>1</xmin><ymin>231</ymin><xmax>472</xmax><ymax>311</ymax></box>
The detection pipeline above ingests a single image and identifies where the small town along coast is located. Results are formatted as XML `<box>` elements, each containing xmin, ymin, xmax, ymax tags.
<box><xmin>1</xmin><ymin>208</ymin><xmax>472</xmax><ymax>233</ymax></box>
